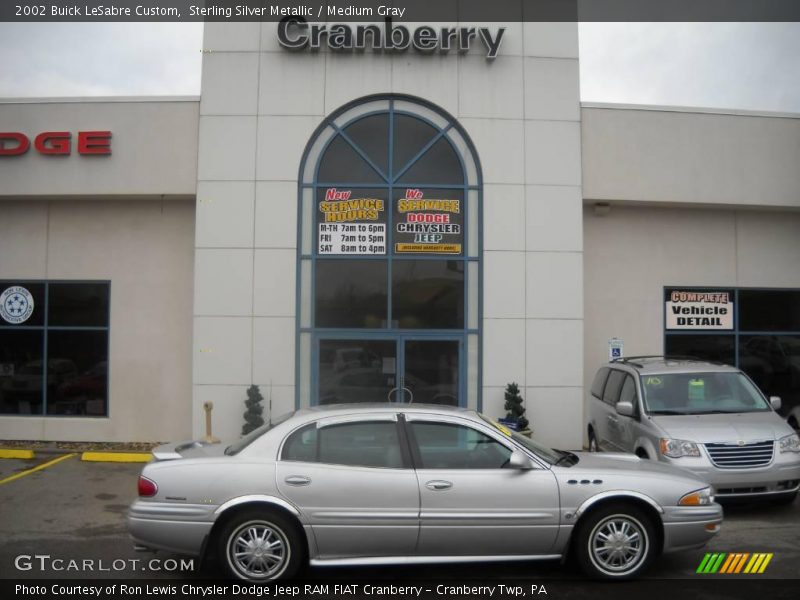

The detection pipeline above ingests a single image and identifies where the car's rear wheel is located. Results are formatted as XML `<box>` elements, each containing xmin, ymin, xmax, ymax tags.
<box><xmin>219</xmin><ymin>510</ymin><xmax>303</xmax><ymax>581</ymax></box>
<box><xmin>575</xmin><ymin>503</ymin><xmax>657</xmax><ymax>579</ymax></box>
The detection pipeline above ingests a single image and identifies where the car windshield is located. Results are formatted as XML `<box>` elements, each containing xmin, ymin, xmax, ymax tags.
<box><xmin>224</xmin><ymin>411</ymin><xmax>294</xmax><ymax>455</ymax></box>
<box><xmin>477</xmin><ymin>413</ymin><xmax>564</xmax><ymax>465</ymax></box>
<box><xmin>640</xmin><ymin>372</ymin><xmax>771</xmax><ymax>415</ymax></box>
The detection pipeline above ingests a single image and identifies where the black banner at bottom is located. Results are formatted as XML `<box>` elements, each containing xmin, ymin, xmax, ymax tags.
<box><xmin>4</xmin><ymin>579</ymin><xmax>799</xmax><ymax>600</ymax></box>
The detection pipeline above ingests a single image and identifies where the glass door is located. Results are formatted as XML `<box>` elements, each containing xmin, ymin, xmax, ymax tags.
<box><xmin>399</xmin><ymin>339</ymin><xmax>460</xmax><ymax>406</ymax></box>
<box><xmin>315</xmin><ymin>336</ymin><xmax>461</xmax><ymax>406</ymax></box>
<box><xmin>317</xmin><ymin>339</ymin><xmax>397</xmax><ymax>405</ymax></box>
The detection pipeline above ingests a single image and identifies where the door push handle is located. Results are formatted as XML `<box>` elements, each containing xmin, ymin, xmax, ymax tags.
<box><xmin>284</xmin><ymin>475</ymin><xmax>311</xmax><ymax>486</ymax></box>
<box><xmin>425</xmin><ymin>480</ymin><xmax>453</xmax><ymax>491</ymax></box>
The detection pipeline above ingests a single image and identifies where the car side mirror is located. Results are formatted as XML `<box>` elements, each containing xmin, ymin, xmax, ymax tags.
<box><xmin>508</xmin><ymin>450</ymin><xmax>535</xmax><ymax>470</ymax></box>
<box><xmin>770</xmin><ymin>396</ymin><xmax>782</xmax><ymax>410</ymax></box>
<box><xmin>616</xmin><ymin>401</ymin><xmax>635</xmax><ymax>417</ymax></box>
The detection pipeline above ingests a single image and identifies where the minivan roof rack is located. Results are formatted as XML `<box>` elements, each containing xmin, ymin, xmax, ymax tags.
<box><xmin>611</xmin><ymin>355</ymin><xmax>705</xmax><ymax>368</ymax></box>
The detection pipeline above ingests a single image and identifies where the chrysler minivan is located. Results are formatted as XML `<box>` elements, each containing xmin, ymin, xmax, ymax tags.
<box><xmin>587</xmin><ymin>356</ymin><xmax>800</xmax><ymax>503</ymax></box>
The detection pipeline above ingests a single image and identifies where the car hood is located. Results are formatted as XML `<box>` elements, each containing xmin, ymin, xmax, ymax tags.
<box><xmin>651</xmin><ymin>411</ymin><xmax>793</xmax><ymax>444</ymax></box>
<box><xmin>569</xmin><ymin>451</ymin><xmax>700</xmax><ymax>480</ymax></box>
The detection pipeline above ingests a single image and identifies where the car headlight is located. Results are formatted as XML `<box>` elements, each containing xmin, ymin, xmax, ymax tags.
<box><xmin>679</xmin><ymin>487</ymin><xmax>714</xmax><ymax>506</ymax></box>
<box><xmin>660</xmin><ymin>438</ymin><xmax>700</xmax><ymax>458</ymax></box>
<box><xmin>678</xmin><ymin>487</ymin><xmax>714</xmax><ymax>506</ymax></box>
<box><xmin>778</xmin><ymin>433</ymin><xmax>800</xmax><ymax>453</ymax></box>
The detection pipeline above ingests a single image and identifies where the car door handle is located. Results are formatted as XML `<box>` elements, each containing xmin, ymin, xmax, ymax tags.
<box><xmin>284</xmin><ymin>475</ymin><xmax>311</xmax><ymax>486</ymax></box>
<box><xmin>425</xmin><ymin>480</ymin><xmax>453</xmax><ymax>491</ymax></box>
<box><xmin>607</xmin><ymin>415</ymin><xmax>618</xmax><ymax>423</ymax></box>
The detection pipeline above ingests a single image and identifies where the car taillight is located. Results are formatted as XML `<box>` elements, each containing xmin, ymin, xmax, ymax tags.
<box><xmin>138</xmin><ymin>475</ymin><xmax>158</xmax><ymax>497</ymax></box>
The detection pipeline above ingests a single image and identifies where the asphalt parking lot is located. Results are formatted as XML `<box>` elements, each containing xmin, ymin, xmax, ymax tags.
<box><xmin>0</xmin><ymin>454</ymin><xmax>798</xmax><ymax>581</ymax></box>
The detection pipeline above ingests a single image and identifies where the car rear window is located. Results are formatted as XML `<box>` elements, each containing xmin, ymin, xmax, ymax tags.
<box><xmin>590</xmin><ymin>368</ymin><xmax>610</xmax><ymax>399</ymax></box>
<box><xmin>224</xmin><ymin>411</ymin><xmax>294</xmax><ymax>456</ymax></box>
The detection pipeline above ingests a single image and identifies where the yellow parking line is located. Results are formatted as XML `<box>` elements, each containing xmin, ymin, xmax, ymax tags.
<box><xmin>0</xmin><ymin>449</ymin><xmax>34</xmax><ymax>459</ymax></box>
<box><xmin>81</xmin><ymin>452</ymin><xmax>151</xmax><ymax>463</ymax></box>
<box><xmin>0</xmin><ymin>453</ymin><xmax>77</xmax><ymax>485</ymax></box>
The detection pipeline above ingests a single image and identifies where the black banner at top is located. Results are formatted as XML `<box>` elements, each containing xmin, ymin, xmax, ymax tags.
<box><xmin>1</xmin><ymin>0</ymin><xmax>799</xmax><ymax>22</ymax></box>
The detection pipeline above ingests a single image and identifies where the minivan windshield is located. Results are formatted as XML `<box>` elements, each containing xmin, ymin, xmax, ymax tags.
<box><xmin>641</xmin><ymin>372</ymin><xmax>771</xmax><ymax>415</ymax></box>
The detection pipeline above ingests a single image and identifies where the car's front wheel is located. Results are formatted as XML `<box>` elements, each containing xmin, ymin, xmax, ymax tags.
<box><xmin>219</xmin><ymin>510</ymin><xmax>303</xmax><ymax>581</ymax></box>
<box><xmin>575</xmin><ymin>503</ymin><xmax>657</xmax><ymax>579</ymax></box>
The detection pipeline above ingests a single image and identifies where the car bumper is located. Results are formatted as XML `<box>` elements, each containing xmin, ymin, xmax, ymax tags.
<box><xmin>661</xmin><ymin>503</ymin><xmax>723</xmax><ymax>554</ymax></box>
<box><xmin>127</xmin><ymin>500</ymin><xmax>214</xmax><ymax>556</ymax></box>
<box><xmin>686</xmin><ymin>463</ymin><xmax>800</xmax><ymax>499</ymax></box>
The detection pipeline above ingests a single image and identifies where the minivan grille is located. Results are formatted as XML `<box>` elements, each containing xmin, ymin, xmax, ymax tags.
<box><xmin>704</xmin><ymin>441</ymin><xmax>774</xmax><ymax>469</ymax></box>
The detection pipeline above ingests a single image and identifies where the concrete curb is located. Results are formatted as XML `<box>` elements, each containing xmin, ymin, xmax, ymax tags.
<box><xmin>80</xmin><ymin>451</ymin><xmax>151</xmax><ymax>463</ymax></box>
<box><xmin>0</xmin><ymin>449</ymin><xmax>35</xmax><ymax>459</ymax></box>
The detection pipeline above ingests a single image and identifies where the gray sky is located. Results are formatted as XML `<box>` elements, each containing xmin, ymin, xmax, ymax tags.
<box><xmin>0</xmin><ymin>22</ymin><xmax>798</xmax><ymax>112</ymax></box>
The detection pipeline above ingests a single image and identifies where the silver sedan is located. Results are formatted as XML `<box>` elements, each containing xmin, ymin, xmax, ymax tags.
<box><xmin>128</xmin><ymin>404</ymin><xmax>722</xmax><ymax>580</ymax></box>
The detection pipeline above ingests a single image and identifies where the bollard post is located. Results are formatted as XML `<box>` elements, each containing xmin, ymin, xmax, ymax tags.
<box><xmin>203</xmin><ymin>401</ymin><xmax>221</xmax><ymax>444</ymax></box>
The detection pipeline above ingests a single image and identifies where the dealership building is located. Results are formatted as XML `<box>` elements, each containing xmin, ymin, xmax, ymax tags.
<box><xmin>1</xmin><ymin>20</ymin><xmax>799</xmax><ymax>447</ymax></box>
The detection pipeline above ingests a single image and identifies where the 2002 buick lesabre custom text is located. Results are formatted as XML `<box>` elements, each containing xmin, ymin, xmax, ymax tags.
<box><xmin>128</xmin><ymin>405</ymin><xmax>722</xmax><ymax>580</ymax></box>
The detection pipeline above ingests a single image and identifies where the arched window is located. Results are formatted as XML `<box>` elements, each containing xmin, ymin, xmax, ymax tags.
<box><xmin>296</xmin><ymin>96</ymin><xmax>482</xmax><ymax>409</ymax></box>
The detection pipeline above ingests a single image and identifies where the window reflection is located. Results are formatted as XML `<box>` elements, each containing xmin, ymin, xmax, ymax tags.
<box><xmin>392</xmin><ymin>261</ymin><xmax>464</xmax><ymax>329</ymax></box>
<box><xmin>315</xmin><ymin>260</ymin><xmax>388</xmax><ymax>328</ymax></box>
<box><xmin>740</xmin><ymin>335</ymin><xmax>800</xmax><ymax>420</ymax></box>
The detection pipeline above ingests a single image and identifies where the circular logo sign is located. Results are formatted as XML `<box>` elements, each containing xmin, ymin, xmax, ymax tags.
<box><xmin>0</xmin><ymin>286</ymin><xmax>35</xmax><ymax>324</ymax></box>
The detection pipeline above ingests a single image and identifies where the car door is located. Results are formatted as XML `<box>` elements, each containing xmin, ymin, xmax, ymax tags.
<box><xmin>405</xmin><ymin>414</ymin><xmax>560</xmax><ymax>557</ymax></box>
<box><xmin>275</xmin><ymin>414</ymin><xmax>419</xmax><ymax>559</ymax></box>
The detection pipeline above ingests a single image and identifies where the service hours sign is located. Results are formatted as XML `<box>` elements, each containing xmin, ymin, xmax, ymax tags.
<box><xmin>318</xmin><ymin>188</ymin><xmax>387</xmax><ymax>255</ymax></box>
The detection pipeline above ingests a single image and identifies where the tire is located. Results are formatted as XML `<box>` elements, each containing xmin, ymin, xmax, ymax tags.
<box><xmin>588</xmin><ymin>430</ymin><xmax>599</xmax><ymax>452</ymax></box>
<box><xmin>218</xmin><ymin>510</ymin><xmax>304</xmax><ymax>581</ymax></box>
<box><xmin>575</xmin><ymin>503</ymin><xmax>657</xmax><ymax>579</ymax></box>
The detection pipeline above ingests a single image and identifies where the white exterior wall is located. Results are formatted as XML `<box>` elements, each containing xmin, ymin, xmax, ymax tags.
<box><xmin>0</xmin><ymin>99</ymin><xmax>198</xmax><ymax>442</ymax></box>
<box><xmin>0</xmin><ymin>98</ymin><xmax>199</xmax><ymax>198</ymax></box>
<box><xmin>583</xmin><ymin>205</ymin><xmax>800</xmax><ymax>443</ymax></box>
<box><xmin>194</xmin><ymin>22</ymin><xmax>585</xmax><ymax>448</ymax></box>
<box><xmin>0</xmin><ymin>199</ymin><xmax>195</xmax><ymax>442</ymax></box>
<box><xmin>582</xmin><ymin>105</ymin><xmax>800</xmax><ymax>208</ymax></box>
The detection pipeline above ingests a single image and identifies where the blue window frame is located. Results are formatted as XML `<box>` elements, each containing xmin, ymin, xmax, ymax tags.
<box><xmin>295</xmin><ymin>95</ymin><xmax>483</xmax><ymax>409</ymax></box>
<box><xmin>0</xmin><ymin>280</ymin><xmax>111</xmax><ymax>417</ymax></box>
<box><xmin>663</xmin><ymin>286</ymin><xmax>800</xmax><ymax>425</ymax></box>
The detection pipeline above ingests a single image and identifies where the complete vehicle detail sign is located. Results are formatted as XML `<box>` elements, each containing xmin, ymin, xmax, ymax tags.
<box><xmin>665</xmin><ymin>289</ymin><xmax>734</xmax><ymax>330</ymax></box>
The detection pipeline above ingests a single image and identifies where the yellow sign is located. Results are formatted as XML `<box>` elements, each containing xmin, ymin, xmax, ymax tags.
<box><xmin>395</xmin><ymin>243</ymin><xmax>461</xmax><ymax>253</ymax></box>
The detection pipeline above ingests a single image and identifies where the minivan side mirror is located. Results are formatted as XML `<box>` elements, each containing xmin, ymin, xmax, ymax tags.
<box><xmin>770</xmin><ymin>396</ymin><xmax>782</xmax><ymax>411</ymax></box>
<box><xmin>507</xmin><ymin>450</ymin><xmax>536</xmax><ymax>470</ymax></box>
<box><xmin>616</xmin><ymin>401</ymin><xmax>635</xmax><ymax>418</ymax></box>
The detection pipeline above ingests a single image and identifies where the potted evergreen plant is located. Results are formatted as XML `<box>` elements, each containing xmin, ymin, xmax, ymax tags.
<box><xmin>242</xmin><ymin>384</ymin><xmax>265</xmax><ymax>435</ymax></box>
<box><xmin>498</xmin><ymin>382</ymin><xmax>531</xmax><ymax>437</ymax></box>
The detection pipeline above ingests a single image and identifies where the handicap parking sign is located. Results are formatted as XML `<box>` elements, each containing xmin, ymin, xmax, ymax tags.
<box><xmin>608</xmin><ymin>338</ymin><xmax>624</xmax><ymax>361</ymax></box>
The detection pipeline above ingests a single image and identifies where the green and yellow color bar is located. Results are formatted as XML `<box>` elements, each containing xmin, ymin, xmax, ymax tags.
<box><xmin>697</xmin><ymin>552</ymin><xmax>773</xmax><ymax>574</ymax></box>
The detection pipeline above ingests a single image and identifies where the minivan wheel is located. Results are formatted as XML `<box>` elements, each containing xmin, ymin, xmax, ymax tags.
<box><xmin>575</xmin><ymin>503</ymin><xmax>657</xmax><ymax>579</ymax></box>
<box><xmin>219</xmin><ymin>510</ymin><xmax>303</xmax><ymax>581</ymax></box>
<box><xmin>588</xmin><ymin>430</ymin><xmax>599</xmax><ymax>452</ymax></box>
